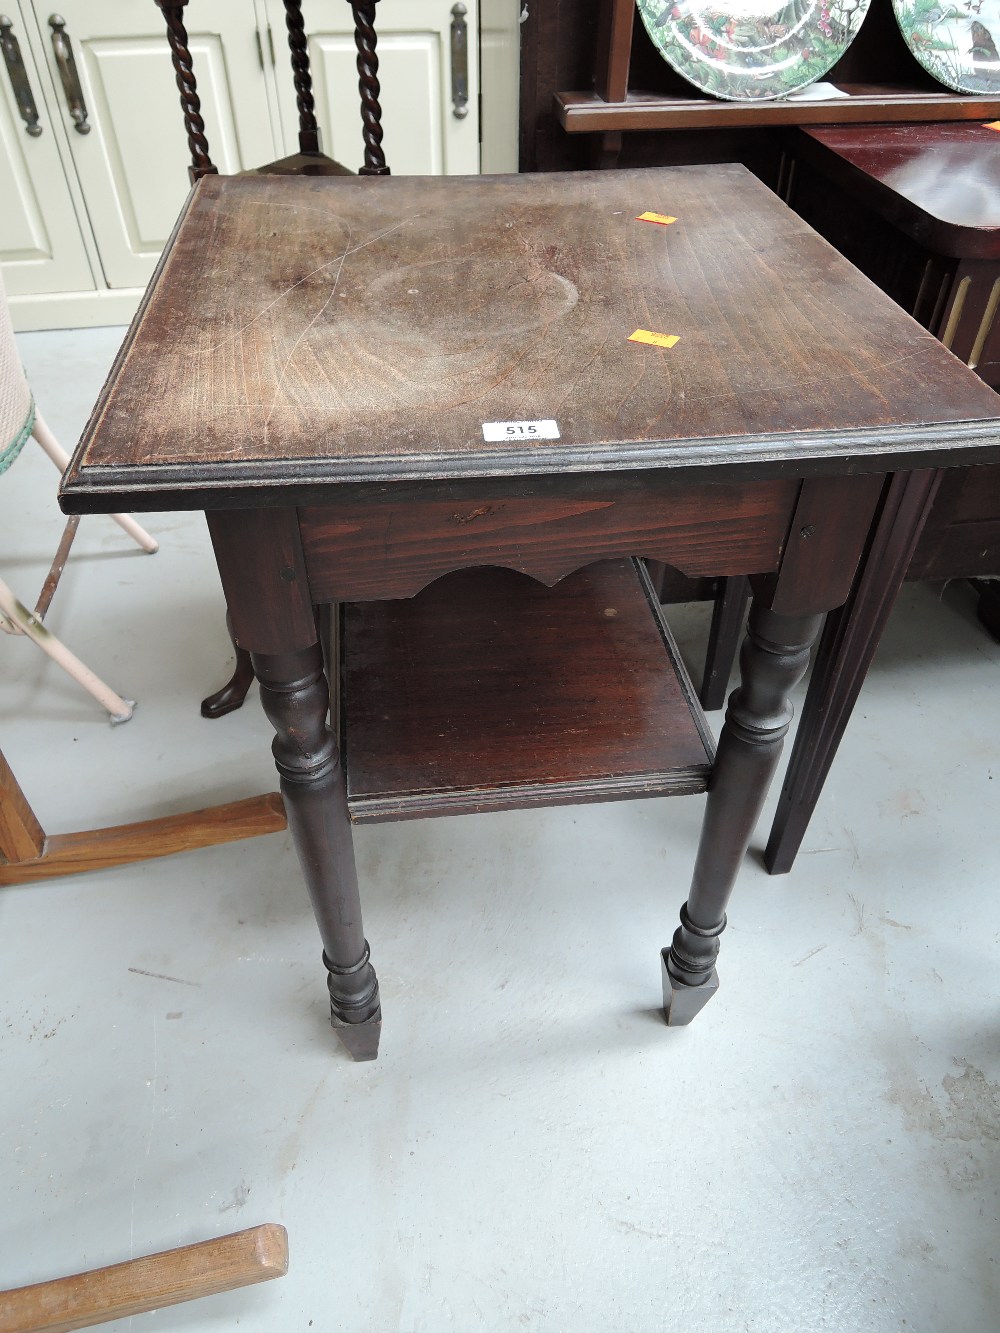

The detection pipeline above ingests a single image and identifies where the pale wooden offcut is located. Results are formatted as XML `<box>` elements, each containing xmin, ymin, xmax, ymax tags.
<box><xmin>0</xmin><ymin>1223</ymin><xmax>288</xmax><ymax>1333</ymax></box>
<box><xmin>0</xmin><ymin>745</ymin><xmax>286</xmax><ymax>887</ymax></box>
<box><xmin>0</xmin><ymin>747</ymin><xmax>45</xmax><ymax>862</ymax></box>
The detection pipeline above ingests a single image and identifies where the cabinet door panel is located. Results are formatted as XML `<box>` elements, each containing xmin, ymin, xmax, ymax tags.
<box><xmin>0</xmin><ymin>9</ymin><xmax>93</xmax><ymax>296</ymax></box>
<box><xmin>479</xmin><ymin>0</ymin><xmax>519</xmax><ymax>174</ymax></box>
<box><xmin>310</xmin><ymin>31</ymin><xmax>444</xmax><ymax>175</ymax></box>
<box><xmin>34</xmin><ymin>2</ymin><xmax>275</xmax><ymax>289</ymax></box>
<box><xmin>265</xmin><ymin>0</ymin><xmax>479</xmax><ymax>175</ymax></box>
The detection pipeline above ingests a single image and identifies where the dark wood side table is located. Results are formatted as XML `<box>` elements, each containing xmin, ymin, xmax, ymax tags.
<box><xmin>758</xmin><ymin>122</ymin><xmax>1000</xmax><ymax>873</ymax></box>
<box><xmin>60</xmin><ymin>166</ymin><xmax>1000</xmax><ymax>1060</ymax></box>
<box><xmin>789</xmin><ymin>123</ymin><xmax>1000</xmax><ymax>386</ymax></box>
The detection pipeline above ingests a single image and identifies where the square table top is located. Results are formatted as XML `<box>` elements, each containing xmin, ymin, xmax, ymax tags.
<box><xmin>62</xmin><ymin>164</ymin><xmax>1000</xmax><ymax>511</ymax></box>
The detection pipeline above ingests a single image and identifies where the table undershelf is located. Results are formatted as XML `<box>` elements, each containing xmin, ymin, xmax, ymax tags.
<box><xmin>555</xmin><ymin>85</ymin><xmax>1000</xmax><ymax>133</ymax></box>
<box><xmin>341</xmin><ymin>559</ymin><xmax>715</xmax><ymax>823</ymax></box>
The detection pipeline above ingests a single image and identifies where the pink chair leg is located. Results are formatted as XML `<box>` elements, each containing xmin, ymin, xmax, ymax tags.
<box><xmin>32</xmin><ymin>412</ymin><xmax>158</xmax><ymax>554</ymax></box>
<box><xmin>106</xmin><ymin>510</ymin><xmax>158</xmax><ymax>554</ymax></box>
<box><xmin>0</xmin><ymin>575</ymin><xmax>134</xmax><ymax>723</ymax></box>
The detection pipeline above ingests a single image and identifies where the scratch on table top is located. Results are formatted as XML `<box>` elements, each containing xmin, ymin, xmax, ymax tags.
<box><xmin>204</xmin><ymin>216</ymin><xmax>421</xmax><ymax>355</ymax></box>
<box><xmin>262</xmin><ymin>224</ymin><xmax>353</xmax><ymax>445</ymax></box>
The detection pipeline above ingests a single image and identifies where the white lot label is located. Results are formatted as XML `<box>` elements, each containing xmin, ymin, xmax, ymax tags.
<box><xmin>482</xmin><ymin>419</ymin><xmax>560</xmax><ymax>443</ymax></box>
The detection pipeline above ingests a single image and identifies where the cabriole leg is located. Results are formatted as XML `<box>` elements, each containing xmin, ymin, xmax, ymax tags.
<box><xmin>663</xmin><ymin>603</ymin><xmax>824</xmax><ymax>1024</ymax></box>
<box><xmin>201</xmin><ymin>612</ymin><xmax>254</xmax><ymax>719</ymax></box>
<box><xmin>252</xmin><ymin>643</ymin><xmax>381</xmax><ymax>1060</ymax></box>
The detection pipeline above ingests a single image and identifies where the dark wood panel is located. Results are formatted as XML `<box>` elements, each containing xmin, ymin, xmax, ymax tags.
<box><xmin>300</xmin><ymin>474</ymin><xmax>799</xmax><ymax>601</ymax></box>
<box><xmin>768</xmin><ymin>472</ymin><xmax>886</xmax><ymax>616</ymax></box>
<box><xmin>909</xmin><ymin>519</ymin><xmax>1000</xmax><ymax>579</ymax></box>
<box><xmin>206</xmin><ymin>508</ymin><xmax>317</xmax><ymax>655</ymax></box>
<box><xmin>518</xmin><ymin>0</ymin><xmax>598</xmax><ymax>172</ymax></box>
<box><xmin>909</xmin><ymin>464</ymin><xmax>1000</xmax><ymax>578</ymax></box>
<box><xmin>927</xmin><ymin>462</ymin><xmax>1000</xmax><ymax>527</ymax></box>
<box><xmin>342</xmin><ymin>559</ymin><xmax>714</xmax><ymax>822</ymax></box>
<box><xmin>786</xmin><ymin>151</ymin><xmax>952</xmax><ymax>319</ymax></box>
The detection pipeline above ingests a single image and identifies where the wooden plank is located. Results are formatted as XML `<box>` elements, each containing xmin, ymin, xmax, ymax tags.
<box><xmin>343</xmin><ymin>559</ymin><xmax>714</xmax><ymax>822</ymax></box>
<box><xmin>0</xmin><ymin>794</ymin><xmax>286</xmax><ymax>887</ymax></box>
<box><xmin>594</xmin><ymin>0</ymin><xmax>634</xmax><ymax>102</ymax></box>
<box><xmin>555</xmin><ymin>88</ymin><xmax>1000</xmax><ymax>134</ymax></box>
<box><xmin>0</xmin><ymin>747</ymin><xmax>45</xmax><ymax>863</ymax></box>
<box><xmin>0</xmin><ymin>1223</ymin><xmax>288</xmax><ymax>1333</ymax></box>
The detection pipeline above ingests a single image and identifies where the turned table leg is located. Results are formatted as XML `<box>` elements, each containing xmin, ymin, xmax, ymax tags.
<box><xmin>206</xmin><ymin>506</ymin><xmax>383</xmax><ymax>1061</ymax></box>
<box><xmin>662</xmin><ymin>602</ymin><xmax>824</xmax><ymax>1023</ymax></box>
<box><xmin>252</xmin><ymin>644</ymin><xmax>382</xmax><ymax>1060</ymax></box>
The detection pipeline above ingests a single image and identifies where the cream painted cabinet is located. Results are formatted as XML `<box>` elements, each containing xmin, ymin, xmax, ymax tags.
<box><xmin>263</xmin><ymin>0</ymin><xmax>479</xmax><ymax>175</ymax></box>
<box><xmin>1</xmin><ymin>2</ymin><xmax>515</xmax><ymax>331</ymax></box>
<box><xmin>26</xmin><ymin>0</ymin><xmax>275</xmax><ymax>290</ymax></box>
<box><xmin>0</xmin><ymin>8</ymin><xmax>95</xmax><ymax>301</ymax></box>
<box><xmin>2</xmin><ymin>0</ymin><xmax>274</xmax><ymax>326</ymax></box>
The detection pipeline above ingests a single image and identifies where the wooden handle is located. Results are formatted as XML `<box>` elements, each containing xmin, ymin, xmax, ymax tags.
<box><xmin>0</xmin><ymin>1224</ymin><xmax>288</xmax><ymax>1333</ymax></box>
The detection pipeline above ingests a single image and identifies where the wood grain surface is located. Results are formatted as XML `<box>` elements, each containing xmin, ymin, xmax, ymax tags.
<box><xmin>0</xmin><ymin>794</ymin><xmax>286</xmax><ymax>888</ymax></box>
<box><xmin>62</xmin><ymin>166</ymin><xmax>1000</xmax><ymax>510</ymax></box>
<box><xmin>299</xmin><ymin>472</ymin><xmax>800</xmax><ymax>601</ymax></box>
<box><xmin>0</xmin><ymin>747</ymin><xmax>45</xmax><ymax>863</ymax></box>
<box><xmin>0</xmin><ymin>1223</ymin><xmax>288</xmax><ymax>1333</ymax></box>
<box><xmin>342</xmin><ymin>558</ymin><xmax>714</xmax><ymax>820</ymax></box>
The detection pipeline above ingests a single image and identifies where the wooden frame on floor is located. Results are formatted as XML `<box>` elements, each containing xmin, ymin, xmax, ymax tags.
<box><xmin>0</xmin><ymin>746</ymin><xmax>285</xmax><ymax>887</ymax></box>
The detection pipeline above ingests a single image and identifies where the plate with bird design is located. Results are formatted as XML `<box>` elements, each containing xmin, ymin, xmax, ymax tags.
<box><xmin>636</xmin><ymin>0</ymin><xmax>871</xmax><ymax>100</ymax></box>
<box><xmin>893</xmin><ymin>0</ymin><xmax>1000</xmax><ymax>92</ymax></box>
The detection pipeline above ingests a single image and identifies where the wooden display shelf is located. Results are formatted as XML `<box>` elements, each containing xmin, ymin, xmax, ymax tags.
<box><xmin>556</xmin><ymin>85</ymin><xmax>1000</xmax><ymax>134</ymax></box>
<box><xmin>341</xmin><ymin>559</ymin><xmax>715</xmax><ymax>823</ymax></box>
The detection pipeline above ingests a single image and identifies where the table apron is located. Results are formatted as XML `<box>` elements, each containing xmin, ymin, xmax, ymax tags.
<box><xmin>298</xmin><ymin>475</ymin><xmax>802</xmax><ymax>603</ymax></box>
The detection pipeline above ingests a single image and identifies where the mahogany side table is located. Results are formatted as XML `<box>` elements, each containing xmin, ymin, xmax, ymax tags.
<box><xmin>60</xmin><ymin>166</ymin><xmax>1000</xmax><ymax>1059</ymax></box>
<box><xmin>757</xmin><ymin>123</ymin><xmax>1000</xmax><ymax>873</ymax></box>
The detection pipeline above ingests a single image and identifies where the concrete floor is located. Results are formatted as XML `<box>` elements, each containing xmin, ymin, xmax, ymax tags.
<box><xmin>2</xmin><ymin>327</ymin><xmax>999</xmax><ymax>1333</ymax></box>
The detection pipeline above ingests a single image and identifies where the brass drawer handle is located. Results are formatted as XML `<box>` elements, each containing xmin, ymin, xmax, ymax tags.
<box><xmin>1</xmin><ymin>15</ymin><xmax>42</xmax><ymax>136</ymax></box>
<box><xmin>450</xmin><ymin>2</ymin><xmax>468</xmax><ymax>119</ymax></box>
<box><xmin>48</xmin><ymin>13</ymin><xmax>90</xmax><ymax>133</ymax></box>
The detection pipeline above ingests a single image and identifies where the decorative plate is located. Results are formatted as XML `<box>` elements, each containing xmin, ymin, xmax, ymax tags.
<box><xmin>636</xmin><ymin>0</ymin><xmax>871</xmax><ymax>101</ymax></box>
<box><xmin>892</xmin><ymin>0</ymin><xmax>1000</xmax><ymax>93</ymax></box>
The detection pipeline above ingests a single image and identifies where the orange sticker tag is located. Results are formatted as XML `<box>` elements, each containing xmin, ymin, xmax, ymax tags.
<box><xmin>636</xmin><ymin>211</ymin><xmax>678</xmax><ymax>226</ymax></box>
<box><xmin>628</xmin><ymin>329</ymin><xmax>680</xmax><ymax>349</ymax></box>
<box><xmin>984</xmin><ymin>121</ymin><xmax>1000</xmax><ymax>131</ymax></box>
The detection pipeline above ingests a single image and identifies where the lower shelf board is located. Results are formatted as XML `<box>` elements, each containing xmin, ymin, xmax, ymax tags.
<box><xmin>341</xmin><ymin>559</ymin><xmax>715</xmax><ymax>823</ymax></box>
